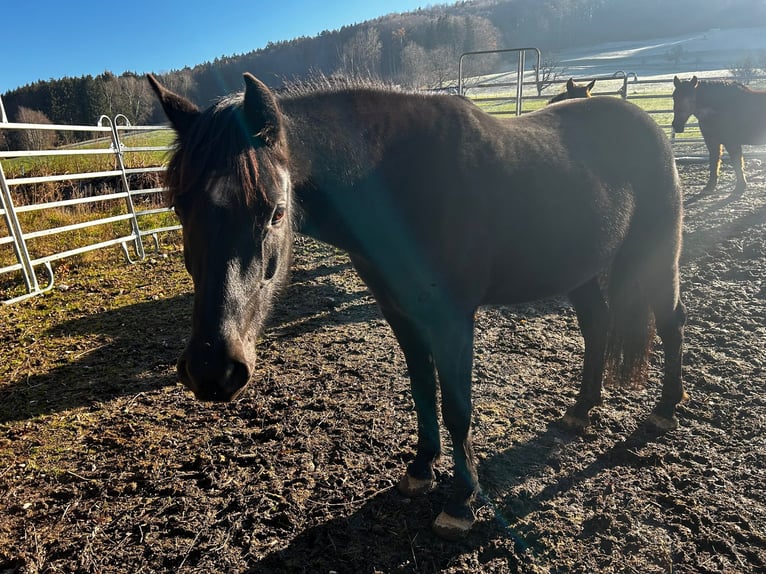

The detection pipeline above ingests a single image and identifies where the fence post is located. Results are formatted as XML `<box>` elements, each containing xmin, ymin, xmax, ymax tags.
<box><xmin>458</xmin><ymin>47</ymin><xmax>541</xmax><ymax>115</ymax></box>
<box><xmin>0</xmin><ymin>160</ymin><xmax>39</xmax><ymax>295</ymax></box>
<box><xmin>101</xmin><ymin>114</ymin><xmax>146</xmax><ymax>262</ymax></box>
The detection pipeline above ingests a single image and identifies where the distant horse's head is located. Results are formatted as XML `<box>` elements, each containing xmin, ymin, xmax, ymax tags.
<box><xmin>548</xmin><ymin>78</ymin><xmax>596</xmax><ymax>103</ymax></box>
<box><xmin>672</xmin><ymin>75</ymin><xmax>699</xmax><ymax>133</ymax></box>
<box><xmin>148</xmin><ymin>73</ymin><xmax>293</xmax><ymax>402</ymax></box>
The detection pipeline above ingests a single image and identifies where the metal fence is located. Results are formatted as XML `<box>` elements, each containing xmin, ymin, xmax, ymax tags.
<box><xmin>461</xmin><ymin>65</ymin><xmax>766</xmax><ymax>162</ymax></box>
<box><xmin>0</xmin><ymin>115</ymin><xmax>178</xmax><ymax>305</ymax></box>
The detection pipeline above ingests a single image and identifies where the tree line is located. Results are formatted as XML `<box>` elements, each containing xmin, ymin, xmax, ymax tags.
<box><xmin>3</xmin><ymin>0</ymin><xmax>765</xmax><ymax>149</ymax></box>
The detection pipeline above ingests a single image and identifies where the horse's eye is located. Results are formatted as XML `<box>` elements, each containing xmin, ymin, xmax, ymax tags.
<box><xmin>271</xmin><ymin>206</ymin><xmax>286</xmax><ymax>226</ymax></box>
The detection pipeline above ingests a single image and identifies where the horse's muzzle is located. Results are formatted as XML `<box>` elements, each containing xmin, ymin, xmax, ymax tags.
<box><xmin>176</xmin><ymin>347</ymin><xmax>252</xmax><ymax>402</ymax></box>
<box><xmin>672</xmin><ymin>122</ymin><xmax>685</xmax><ymax>134</ymax></box>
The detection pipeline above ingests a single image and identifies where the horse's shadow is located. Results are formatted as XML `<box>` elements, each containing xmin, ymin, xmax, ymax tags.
<box><xmin>681</xmin><ymin>195</ymin><xmax>766</xmax><ymax>264</ymax></box>
<box><xmin>248</xmin><ymin>421</ymin><xmax>660</xmax><ymax>571</ymax></box>
<box><xmin>683</xmin><ymin>185</ymin><xmax>743</xmax><ymax>209</ymax></box>
<box><xmin>0</xmin><ymin>261</ymin><xmax>372</xmax><ymax>424</ymax></box>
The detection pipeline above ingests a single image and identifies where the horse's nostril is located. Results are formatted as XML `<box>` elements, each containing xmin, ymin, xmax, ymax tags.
<box><xmin>231</xmin><ymin>360</ymin><xmax>251</xmax><ymax>387</ymax></box>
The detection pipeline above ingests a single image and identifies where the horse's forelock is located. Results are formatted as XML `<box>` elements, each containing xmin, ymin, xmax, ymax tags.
<box><xmin>164</xmin><ymin>95</ymin><xmax>287</xmax><ymax>209</ymax></box>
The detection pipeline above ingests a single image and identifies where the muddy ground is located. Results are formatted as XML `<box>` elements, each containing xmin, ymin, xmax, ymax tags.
<box><xmin>0</xmin><ymin>160</ymin><xmax>765</xmax><ymax>573</ymax></box>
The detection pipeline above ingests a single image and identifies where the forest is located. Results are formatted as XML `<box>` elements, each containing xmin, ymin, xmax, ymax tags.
<box><xmin>2</xmin><ymin>0</ymin><xmax>766</xmax><ymax>142</ymax></box>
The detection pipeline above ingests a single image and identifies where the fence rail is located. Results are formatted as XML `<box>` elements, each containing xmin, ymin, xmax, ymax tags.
<box><xmin>0</xmin><ymin>115</ymin><xmax>178</xmax><ymax>305</ymax></box>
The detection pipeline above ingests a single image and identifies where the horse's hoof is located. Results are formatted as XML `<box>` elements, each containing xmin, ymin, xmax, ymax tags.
<box><xmin>432</xmin><ymin>511</ymin><xmax>474</xmax><ymax>540</ymax></box>
<box><xmin>397</xmin><ymin>472</ymin><xmax>434</xmax><ymax>497</ymax></box>
<box><xmin>560</xmin><ymin>412</ymin><xmax>589</xmax><ymax>432</ymax></box>
<box><xmin>560</xmin><ymin>405</ymin><xmax>591</xmax><ymax>431</ymax></box>
<box><xmin>646</xmin><ymin>412</ymin><xmax>679</xmax><ymax>431</ymax></box>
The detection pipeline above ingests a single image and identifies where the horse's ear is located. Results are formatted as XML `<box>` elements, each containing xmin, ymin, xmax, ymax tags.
<box><xmin>587</xmin><ymin>79</ymin><xmax>596</xmax><ymax>91</ymax></box>
<box><xmin>146</xmin><ymin>74</ymin><xmax>200</xmax><ymax>136</ymax></box>
<box><xmin>242</xmin><ymin>73</ymin><xmax>283</xmax><ymax>147</ymax></box>
<box><xmin>674</xmin><ymin>75</ymin><xmax>681</xmax><ymax>88</ymax></box>
<box><xmin>566</xmin><ymin>78</ymin><xmax>575</xmax><ymax>90</ymax></box>
<box><xmin>691</xmin><ymin>76</ymin><xmax>699</xmax><ymax>88</ymax></box>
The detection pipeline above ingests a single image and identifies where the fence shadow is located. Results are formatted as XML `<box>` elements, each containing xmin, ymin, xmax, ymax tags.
<box><xmin>0</xmin><ymin>261</ymin><xmax>374</xmax><ymax>423</ymax></box>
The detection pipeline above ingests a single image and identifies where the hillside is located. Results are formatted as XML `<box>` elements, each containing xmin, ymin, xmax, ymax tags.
<box><xmin>3</xmin><ymin>0</ymin><xmax>766</xmax><ymax>129</ymax></box>
<box><xmin>558</xmin><ymin>25</ymin><xmax>766</xmax><ymax>80</ymax></box>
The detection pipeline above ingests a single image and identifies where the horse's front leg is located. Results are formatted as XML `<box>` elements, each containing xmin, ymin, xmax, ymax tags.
<box><xmin>725</xmin><ymin>143</ymin><xmax>747</xmax><ymax>193</ymax></box>
<box><xmin>350</xmin><ymin>258</ymin><xmax>441</xmax><ymax>495</ymax></box>
<box><xmin>703</xmin><ymin>136</ymin><xmax>722</xmax><ymax>193</ymax></box>
<box><xmin>429</xmin><ymin>314</ymin><xmax>479</xmax><ymax>539</ymax></box>
<box><xmin>386</xmin><ymin>311</ymin><xmax>441</xmax><ymax>496</ymax></box>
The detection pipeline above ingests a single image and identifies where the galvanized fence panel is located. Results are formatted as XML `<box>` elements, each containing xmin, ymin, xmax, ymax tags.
<box><xmin>0</xmin><ymin>116</ymin><xmax>178</xmax><ymax>305</ymax></box>
<box><xmin>460</xmin><ymin>61</ymin><xmax>766</xmax><ymax>163</ymax></box>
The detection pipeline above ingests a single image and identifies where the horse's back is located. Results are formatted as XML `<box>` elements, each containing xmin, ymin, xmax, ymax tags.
<box><xmin>471</xmin><ymin>96</ymin><xmax>682</xmax><ymax>303</ymax></box>
<box><xmin>699</xmin><ymin>84</ymin><xmax>766</xmax><ymax>143</ymax></box>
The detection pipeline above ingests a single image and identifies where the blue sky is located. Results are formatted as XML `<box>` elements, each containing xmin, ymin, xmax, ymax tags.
<box><xmin>3</xmin><ymin>0</ymin><xmax>432</xmax><ymax>93</ymax></box>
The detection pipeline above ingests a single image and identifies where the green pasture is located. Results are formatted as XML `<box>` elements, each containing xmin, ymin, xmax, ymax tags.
<box><xmin>468</xmin><ymin>90</ymin><xmax>701</xmax><ymax>140</ymax></box>
<box><xmin>1</xmin><ymin>130</ymin><xmax>174</xmax><ymax>180</ymax></box>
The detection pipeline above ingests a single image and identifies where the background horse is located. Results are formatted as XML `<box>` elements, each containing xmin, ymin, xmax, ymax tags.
<box><xmin>548</xmin><ymin>77</ymin><xmax>596</xmax><ymax>103</ymax></box>
<box><xmin>148</xmin><ymin>74</ymin><xmax>686</xmax><ymax>539</ymax></box>
<box><xmin>673</xmin><ymin>75</ymin><xmax>766</xmax><ymax>193</ymax></box>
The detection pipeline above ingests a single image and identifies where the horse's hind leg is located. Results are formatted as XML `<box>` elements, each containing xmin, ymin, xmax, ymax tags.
<box><xmin>647</xmin><ymin>267</ymin><xmax>687</xmax><ymax>430</ymax></box>
<box><xmin>562</xmin><ymin>277</ymin><xmax>609</xmax><ymax>431</ymax></box>
<box><xmin>725</xmin><ymin>143</ymin><xmax>747</xmax><ymax>193</ymax></box>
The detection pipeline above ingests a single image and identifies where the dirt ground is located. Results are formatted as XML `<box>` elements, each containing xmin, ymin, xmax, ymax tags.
<box><xmin>1</xmin><ymin>159</ymin><xmax>765</xmax><ymax>573</ymax></box>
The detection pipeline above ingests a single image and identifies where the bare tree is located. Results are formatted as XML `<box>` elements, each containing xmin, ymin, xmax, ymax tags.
<box><xmin>16</xmin><ymin>107</ymin><xmax>56</xmax><ymax>150</ymax></box>
<box><xmin>120</xmin><ymin>74</ymin><xmax>153</xmax><ymax>124</ymax></box>
<box><xmin>338</xmin><ymin>27</ymin><xmax>382</xmax><ymax>77</ymax></box>
<box><xmin>729</xmin><ymin>54</ymin><xmax>759</xmax><ymax>84</ymax></box>
<box><xmin>402</xmin><ymin>42</ymin><xmax>460</xmax><ymax>89</ymax></box>
<box><xmin>162</xmin><ymin>69</ymin><xmax>197</xmax><ymax>99</ymax></box>
<box><xmin>97</xmin><ymin>73</ymin><xmax>120</xmax><ymax>117</ymax></box>
<box><xmin>535</xmin><ymin>56</ymin><xmax>564</xmax><ymax>95</ymax></box>
<box><xmin>665</xmin><ymin>45</ymin><xmax>684</xmax><ymax>67</ymax></box>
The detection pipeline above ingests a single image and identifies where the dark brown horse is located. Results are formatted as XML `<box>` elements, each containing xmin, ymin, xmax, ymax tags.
<box><xmin>148</xmin><ymin>74</ymin><xmax>686</xmax><ymax>539</ymax></box>
<box><xmin>548</xmin><ymin>78</ymin><xmax>596</xmax><ymax>103</ymax></box>
<box><xmin>673</xmin><ymin>75</ymin><xmax>766</xmax><ymax>193</ymax></box>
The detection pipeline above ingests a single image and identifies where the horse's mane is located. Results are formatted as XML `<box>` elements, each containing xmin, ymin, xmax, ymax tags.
<box><xmin>278</xmin><ymin>74</ymin><xmax>407</xmax><ymax>100</ymax></box>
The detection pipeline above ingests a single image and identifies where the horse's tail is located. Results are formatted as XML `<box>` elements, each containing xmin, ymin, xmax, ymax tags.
<box><xmin>604</xmin><ymin>246</ymin><xmax>656</xmax><ymax>387</ymax></box>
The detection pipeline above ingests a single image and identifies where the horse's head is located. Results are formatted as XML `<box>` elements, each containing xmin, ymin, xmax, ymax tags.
<box><xmin>148</xmin><ymin>73</ymin><xmax>293</xmax><ymax>402</ymax></box>
<box><xmin>568</xmin><ymin>78</ymin><xmax>595</xmax><ymax>98</ymax></box>
<box><xmin>672</xmin><ymin>75</ymin><xmax>699</xmax><ymax>133</ymax></box>
<box><xmin>548</xmin><ymin>78</ymin><xmax>595</xmax><ymax>104</ymax></box>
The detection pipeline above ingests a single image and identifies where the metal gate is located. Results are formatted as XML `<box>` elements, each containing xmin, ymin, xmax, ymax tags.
<box><xmin>0</xmin><ymin>116</ymin><xmax>178</xmax><ymax>305</ymax></box>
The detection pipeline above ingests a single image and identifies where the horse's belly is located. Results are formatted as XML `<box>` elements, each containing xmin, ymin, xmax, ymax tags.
<box><xmin>479</xmin><ymin>231</ymin><xmax>621</xmax><ymax>305</ymax></box>
<box><xmin>481</xmin><ymin>264</ymin><xmax>604</xmax><ymax>305</ymax></box>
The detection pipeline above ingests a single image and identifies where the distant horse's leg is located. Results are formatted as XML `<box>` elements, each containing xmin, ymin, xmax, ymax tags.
<box><xmin>726</xmin><ymin>143</ymin><xmax>747</xmax><ymax>193</ymax></box>
<box><xmin>350</xmin><ymin>258</ymin><xmax>440</xmax><ymax>496</ymax></box>
<box><xmin>703</xmin><ymin>136</ymin><xmax>722</xmax><ymax>193</ymax></box>
<box><xmin>647</xmin><ymin>266</ymin><xmax>687</xmax><ymax>430</ymax></box>
<box><xmin>429</xmin><ymin>314</ymin><xmax>478</xmax><ymax>539</ymax></box>
<box><xmin>562</xmin><ymin>278</ymin><xmax>609</xmax><ymax>431</ymax></box>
